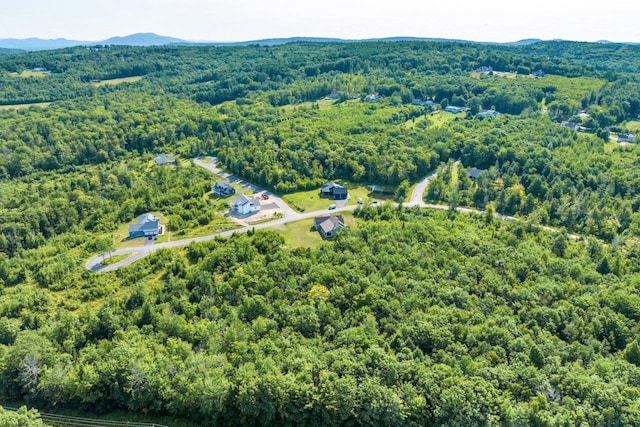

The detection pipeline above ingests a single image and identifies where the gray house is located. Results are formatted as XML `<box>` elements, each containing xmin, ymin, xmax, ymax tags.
<box><xmin>154</xmin><ymin>154</ymin><xmax>176</xmax><ymax>166</ymax></box>
<box><xmin>128</xmin><ymin>214</ymin><xmax>160</xmax><ymax>239</ymax></box>
<box><xmin>618</xmin><ymin>133</ymin><xmax>636</xmax><ymax>143</ymax></box>
<box><xmin>468</xmin><ymin>167</ymin><xmax>486</xmax><ymax>180</ymax></box>
<box><xmin>212</xmin><ymin>180</ymin><xmax>236</xmax><ymax>197</ymax></box>
<box><xmin>314</xmin><ymin>215</ymin><xmax>345</xmax><ymax>239</ymax></box>
<box><xmin>320</xmin><ymin>182</ymin><xmax>348</xmax><ymax>200</ymax></box>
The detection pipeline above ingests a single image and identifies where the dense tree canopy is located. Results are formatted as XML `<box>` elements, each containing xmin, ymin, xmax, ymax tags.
<box><xmin>2</xmin><ymin>39</ymin><xmax>640</xmax><ymax>425</ymax></box>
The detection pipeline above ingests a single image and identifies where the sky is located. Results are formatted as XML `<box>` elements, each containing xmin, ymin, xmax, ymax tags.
<box><xmin>2</xmin><ymin>0</ymin><xmax>640</xmax><ymax>43</ymax></box>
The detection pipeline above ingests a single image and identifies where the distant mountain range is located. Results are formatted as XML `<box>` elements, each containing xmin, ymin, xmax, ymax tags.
<box><xmin>0</xmin><ymin>33</ymin><xmax>187</xmax><ymax>51</ymax></box>
<box><xmin>0</xmin><ymin>32</ymin><xmax>632</xmax><ymax>52</ymax></box>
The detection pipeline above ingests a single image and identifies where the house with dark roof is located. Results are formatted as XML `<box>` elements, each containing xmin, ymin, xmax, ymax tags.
<box><xmin>314</xmin><ymin>215</ymin><xmax>345</xmax><ymax>239</ymax></box>
<box><xmin>468</xmin><ymin>167</ymin><xmax>486</xmax><ymax>181</ymax></box>
<box><xmin>320</xmin><ymin>182</ymin><xmax>348</xmax><ymax>200</ymax></box>
<box><xmin>561</xmin><ymin>121</ymin><xmax>579</xmax><ymax>131</ymax></box>
<box><xmin>231</xmin><ymin>194</ymin><xmax>260</xmax><ymax>216</ymax></box>
<box><xmin>618</xmin><ymin>133</ymin><xmax>636</xmax><ymax>143</ymax></box>
<box><xmin>154</xmin><ymin>154</ymin><xmax>176</xmax><ymax>166</ymax></box>
<box><xmin>212</xmin><ymin>180</ymin><xmax>236</xmax><ymax>197</ymax></box>
<box><xmin>445</xmin><ymin>106</ymin><xmax>466</xmax><ymax>114</ymax></box>
<box><xmin>128</xmin><ymin>214</ymin><xmax>160</xmax><ymax>239</ymax></box>
<box><xmin>475</xmin><ymin>66</ymin><xmax>493</xmax><ymax>73</ymax></box>
<box><xmin>412</xmin><ymin>99</ymin><xmax>435</xmax><ymax>108</ymax></box>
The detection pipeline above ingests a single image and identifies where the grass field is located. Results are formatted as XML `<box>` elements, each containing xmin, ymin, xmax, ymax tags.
<box><xmin>169</xmin><ymin>218</ymin><xmax>240</xmax><ymax>240</ymax></box>
<box><xmin>90</xmin><ymin>76</ymin><xmax>143</xmax><ymax>86</ymax></box>
<box><xmin>275</xmin><ymin>213</ymin><xmax>357</xmax><ymax>248</ymax></box>
<box><xmin>0</xmin><ymin>102</ymin><xmax>51</xmax><ymax>111</ymax></box>
<box><xmin>428</xmin><ymin>111</ymin><xmax>458</xmax><ymax>127</ymax></box>
<box><xmin>625</xmin><ymin>120</ymin><xmax>640</xmax><ymax>132</ymax></box>
<box><xmin>100</xmin><ymin>253</ymin><xmax>133</xmax><ymax>266</ymax></box>
<box><xmin>451</xmin><ymin>163</ymin><xmax>460</xmax><ymax>189</ymax></box>
<box><xmin>282</xmin><ymin>185</ymin><xmax>383</xmax><ymax>212</ymax></box>
<box><xmin>8</xmin><ymin>70</ymin><xmax>50</xmax><ymax>78</ymax></box>
<box><xmin>281</xmin><ymin>98</ymin><xmax>337</xmax><ymax>112</ymax></box>
<box><xmin>405</xmin><ymin>110</ymin><xmax>458</xmax><ymax>129</ymax></box>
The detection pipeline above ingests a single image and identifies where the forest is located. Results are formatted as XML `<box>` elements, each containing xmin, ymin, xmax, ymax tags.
<box><xmin>2</xmin><ymin>39</ymin><xmax>640</xmax><ymax>425</ymax></box>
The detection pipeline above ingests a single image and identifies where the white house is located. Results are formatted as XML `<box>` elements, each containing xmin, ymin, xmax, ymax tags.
<box><xmin>231</xmin><ymin>194</ymin><xmax>261</xmax><ymax>216</ymax></box>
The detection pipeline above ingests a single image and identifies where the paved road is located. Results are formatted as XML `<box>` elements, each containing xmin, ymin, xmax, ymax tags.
<box><xmin>193</xmin><ymin>157</ymin><xmax>299</xmax><ymax>218</ymax></box>
<box><xmin>86</xmin><ymin>159</ymin><xmax>580</xmax><ymax>272</ymax></box>
<box><xmin>85</xmin><ymin>204</ymin><xmax>359</xmax><ymax>272</ymax></box>
<box><xmin>409</xmin><ymin>160</ymin><xmax>460</xmax><ymax>206</ymax></box>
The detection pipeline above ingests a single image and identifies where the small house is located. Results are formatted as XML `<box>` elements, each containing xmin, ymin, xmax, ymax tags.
<box><xmin>314</xmin><ymin>215</ymin><xmax>345</xmax><ymax>239</ymax></box>
<box><xmin>328</xmin><ymin>90</ymin><xmax>340</xmax><ymax>99</ymax></box>
<box><xmin>154</xmin><ymin>154</ymin><xmax>176</xmax><ymax>166</ymax></box>
<box><xmin>445</xmin><ymin>106</ymin><xmax>466</xmax><ymax>114</ymax></box>
<box><xmin>468</xmin><ymin>167</ymin><xmax>486</xmax><ymax>181</ymax></box>
<box><xmin>618</xmin><ymin>133</ymin><xmax>636</xmax><ymax>143</ymax></box>
<box><xmin>561</xmin><ymin>121</ymin><xmax>579</xmax><ymax>131</ymax></box>
<box><xmin>533</xmin><ymin>69</ymin><xmax>545</xmax><ymax>78</ymax></box>
<box><xmin>320</xmin><ymin>182</ymin><xmax>348</xmax><ymax>200</ymax></box>
<box><xmin>475</xmin><ymin>66</ymin><xmax>493</xmax><ymax>73</ymax></box>
<box><xmin>412</xmin><ymin>99</ymin><xmax>435</xmax><ymax>108</ymax></box>
<box><xmin>478</xmin><ymin>109</ymin><xmax>501</xmax><ymax>118</ymax></box>
<box><xmin>212</xmin><ymin>180</ymin><xmax>236</xmax><ymax>197</ymax></box>
<box><xmin>128</xmin><ymin>213</ymin><xmax>160</xmax><ymax>239</ymax></box>
<box><xmin>231</xmin><ymin>194</ymin><xmax>260</xmax><ymax>216</ymax></box>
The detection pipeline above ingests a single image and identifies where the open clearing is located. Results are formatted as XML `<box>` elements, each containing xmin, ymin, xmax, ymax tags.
<box><xmin>8</xmin><ymin>70</ymin><xmax>50</xmax><ymax>78</ymax></box>
<box><xmin>405</xmin><ymin>110</ymin><xmax>457</xmax><ymax>128</ymax></box>
<box><xmin>281</xmin><ymin>98</ymin><xmax>337</xmax><ymax>112</ymax></box>
<box><xmin>275</xmin><ymin>214</ymin><xmax>357</xmax><ymax>248</ymax></box>
<box><xmin>283</xmin><ymin>185</ymin><xmax>382</xmax><ymax>212</ymax></box>
<box><xmin>90</xmin><ymin>76</ymin><xmax>143</xmax><ymax>86</ymax></box>
<box><xmin>0</xmin><ymin>102</ymin><xmax>51</xmax><ymax>111</ymax></box>
<box><xmin>625</xmin><ymin>120</ymin><xmax>640</xmax><ymax>132</ymax></box>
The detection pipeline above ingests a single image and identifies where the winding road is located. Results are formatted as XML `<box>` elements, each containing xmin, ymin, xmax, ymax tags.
<box><xmin>86</xmin><ymin>159</ymin><xmax>577</xmax><ymax>272</ymax></box>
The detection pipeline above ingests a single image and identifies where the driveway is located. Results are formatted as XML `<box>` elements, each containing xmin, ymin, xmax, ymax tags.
<box><xmin>194</xmin><ymin>157</ymin><xmax>299</xmax><ymax>218</ymax></box>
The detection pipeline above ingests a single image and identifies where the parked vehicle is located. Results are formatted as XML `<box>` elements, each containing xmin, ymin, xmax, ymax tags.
<box><xmin>328</xmin><ymin>204</ymin><xmax>337</xmax><ymax>210</ymax></box>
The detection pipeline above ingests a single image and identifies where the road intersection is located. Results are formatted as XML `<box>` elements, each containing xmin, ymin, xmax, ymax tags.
<box><xmin>86</xmin><ymin>159</ymin><xmax>577</xmax><ymax>272</ymax></box>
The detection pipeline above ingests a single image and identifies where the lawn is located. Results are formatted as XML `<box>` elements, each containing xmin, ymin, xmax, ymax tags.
<box><xmin>451</xmin><ymin>163</ymin><xmax>460</xmax><ymax>189</ymax></box>
<box><xmin>625</xmin><ymin>120</ymin><xmax>640</xmax><ymax>132</ymax></box>
<box><xmin>168</xmin><ymin>218</ymin><xmax>240</xmax><ymax>240</ymax></box>
<box><xmin>281</xmin><ymin>98</ymin><xmax>337</xmax><ymax>112</ymax></box>
<box><xmin>8</xmin><ymin>70</ymin><xmax>50</xmax><ymax>78</ymax></box>
<box><xmin>275</xmin><ymin>213</ymin><xmax>357</xmax><ymax>248</ymax></box>
<box><xmin>428</xmin><ymin>111</ymin><xmax>458</xmax><ymax>127</ymax></box>
<box><xmin>0</xmin><ymin>102</ymin><xmax>51</xmax><ymax>111</ymax></box>
<box><xmin>100</xmin><ymin>253</ymin><xmax>133</xmax><ymax>266</ymax></box>
<box><xmin>282</xmin><ymin>184</ymin><xmax>384</xmax><ymax>212</ymax></box>
<box><xmin>90</xmin><ymin>76</ymin><xmax>143</xmax><ymax>86</ymax></box>
<box><xmin>112</xmin><ymin>212</ymin><xmax>164</xmax><ymax>248</ymax></box>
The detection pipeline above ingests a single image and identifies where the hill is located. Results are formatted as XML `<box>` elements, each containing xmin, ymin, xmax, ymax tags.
<box><xmin>0</xmin><ymin>33</ymin><xmax>188</xmax><ymax>51</ymax></box>
<box><xmin>0</xmin><ymin>37</ymin><xmax>85</xmax><ymax>51</ymax></box>
<box><xmin>100</xmin><ymin>32</ymin><xmax>187</xmax><ymax>46</ymax></box>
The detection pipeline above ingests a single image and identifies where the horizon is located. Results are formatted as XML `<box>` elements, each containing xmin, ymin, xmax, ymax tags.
<box><xmin>0</xmin><ymin>32</ymin><xmax>636</xmax><ymax>48</ymax></box>
<box><xmin>2</xmin><ymin>0</ymin><xmax>640</xmax><ymax>45</ymax></box>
